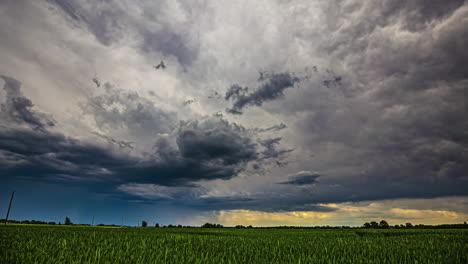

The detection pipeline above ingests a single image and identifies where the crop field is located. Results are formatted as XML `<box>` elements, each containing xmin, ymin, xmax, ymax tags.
<box><xmin>1</xmin><ymin>226</ymin><xmax>467</xmax><ymax>264</ymax></box>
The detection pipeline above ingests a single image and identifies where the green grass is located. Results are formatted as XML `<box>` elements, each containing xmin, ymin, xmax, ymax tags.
<box><xmin>1</xmin><ymin>226</ymin><xmax>467</xmax><ymax>264</ymax></box>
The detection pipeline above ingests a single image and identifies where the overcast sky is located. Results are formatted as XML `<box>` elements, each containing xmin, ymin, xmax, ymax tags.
<box><xmin>1</xmin><ymin>0</ymin><xmax>467</xmax><ymax>226</ymax></box>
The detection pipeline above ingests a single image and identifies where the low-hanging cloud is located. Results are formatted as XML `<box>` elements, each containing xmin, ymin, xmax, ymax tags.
<box><xmin>278</xmin><ymin>171</ymin><xmax>320</xmax><ymax>185</ymax></box>
<box><xmin>0</xmin><ymin>88</ymin><xmax>266</xmax><ymax>186</ymax></box>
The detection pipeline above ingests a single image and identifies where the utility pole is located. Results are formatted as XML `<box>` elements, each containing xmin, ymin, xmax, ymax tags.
<box><xmin>4</xmin><ymin>191</ymin><xmax>15</xmax><ymax>225</ymax></box>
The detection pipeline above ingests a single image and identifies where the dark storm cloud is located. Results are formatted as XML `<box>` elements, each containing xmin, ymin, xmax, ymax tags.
<box><xmin>281</xmin><ymin>1</ymin><xmax>468</xmax><ymax>203</ymax></box>
<box><xmin>225</xmin><ymin>72</ymin><xmax>301</xmax><ymax>114</ymax></box>
<box><xmin>0</xmin><ymin>75</ymin><xmax>55</xmax><ymax>130</ymax></box>
<box><xmin>278</xmin><ymin>171</ymin><xmax>320</xmax><ymax>185</ymax></box>
<box><xmin>0</xmin><ymin>126</ymin><xmax>128</xmax><ymax>182</ymax></box>
<box><xmin>1</xmin><ymin>92</ymin><xmax>261</xmax><ymax>186</ymax></box>
<box><xmin>176</xmin><ymin>118</ymin><xmax>258</xmax><ymax>166</ymax></box>
<box><xmin>0</xmin><ymin>126</ymin><xmax>255</xmax><ymax>186</ymax></box>
<box><xmin>117</xmin><ymin>182</ymin><xmax>337</xmax><ymax>212</ymax></box>
<box><xmin>130</xmin><ymin>117</ymin><xmax>259</xmax><ymax>186</ymax></box>
<box><xmin>0</xmin><ymin>76</ymin><xmax>280</xmax><ymax>188</ymax></box>
<box><xmin>322</xmin><ymin>0</ymin><xmax>468</xmax><ymax>86</ymax></box>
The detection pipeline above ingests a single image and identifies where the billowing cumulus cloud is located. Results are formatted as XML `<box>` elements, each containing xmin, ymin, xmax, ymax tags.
<box><xmin>82</xmin><ymin>82</ymin><xmax>177</xmax><ymax>141</ymax></box>
<box><xmin>176</xmin><ymin>118</ymin><xmax>257</xmax><ymax>166</ymax></box>
<box><xmin>0</xmin><ymin>92</ymin><xmax>266</xmax><ymax>186</ymax></box>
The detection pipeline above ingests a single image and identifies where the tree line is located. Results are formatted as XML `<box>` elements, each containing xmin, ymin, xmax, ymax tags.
<box><xmin>3</xmin><ymin>218</ymin><xmax>467</xmax><ymax>229</ymax></box>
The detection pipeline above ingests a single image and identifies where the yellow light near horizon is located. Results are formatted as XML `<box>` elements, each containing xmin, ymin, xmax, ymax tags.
<box><xmin>210</xmin><ymin>199</ymin><xmax>468</xmax><ymax>227</ymax></box>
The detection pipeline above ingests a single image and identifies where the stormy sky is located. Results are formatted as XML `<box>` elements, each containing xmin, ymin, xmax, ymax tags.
<box><xmin>1</xmin><ymin>0</ymin><xmax>467</xmax><ymax>226</ymax></box>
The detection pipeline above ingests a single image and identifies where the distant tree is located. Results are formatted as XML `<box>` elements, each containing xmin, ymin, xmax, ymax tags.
<box><xmin>177</xmin><ymin>224</ymin><xmax>182</xmax><ymax>228</ymax></box>
<box><xmin>65</xmin><ymin>217</ymin><xmax>72</xmax><ymax>225</ymax></box>
<box><xmin>202</xmin><ymin>223</ymin><xmax>224</xmax><ymax>228</ymax></box>
<box><xmin>363</xmin><ymin>222</ymin><xmax>371</xmax><ymax>229</ymax></box>
<box><xmin>379</xmin><ymin>220</ymin><xmax>389</xmax><ymax>229</ymax></box>
<box><xmin>142</xmin><ymin>221</ymin><xmax>148</xmax><ymax>227</ymax></box>
<box><xmin>168</xmin><ymin>224</ymin><xmax>174</xmax><ymax>228</ymax></box>
<box><xmin>405</xmin><ymin>222</ymin><xmax>413</xmax><ymax>228</ymax></box>
<box><xmin>370</xmin><ymin>221</ymin><xmax>379</xmax><ymax>229</ymax></box>
<box><xmin>155</xmin><ymin>223</ymin><xmax>160</xmax><ymax>228</ymax></box>
<box><xmin>247</xmin><ymin>225</ymin><xmax>253</xmax><ymax>229</ymax></box>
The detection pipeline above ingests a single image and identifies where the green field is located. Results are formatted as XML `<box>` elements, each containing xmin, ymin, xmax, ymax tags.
<box><xmin>1</xmin><ymin>226</ymin><xmax>467</xmax><ymax>264</ymax></box>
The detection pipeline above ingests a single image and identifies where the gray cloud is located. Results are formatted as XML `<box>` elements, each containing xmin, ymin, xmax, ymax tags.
<box><xmin>256</xmin><ymin>123</ymin><xmax>287</xmax><ymax>133</ymax></box>
<box><xmin>82</xmin><ymin>82</ymin><xmax>177</xmax><ymax>140</ymax></box>
<box><xmin>279</xmin><ymin>1</ymin><xmax>468</xmax><ymax>203</ymax></box>
<box><xmin>0</xmin><ymin>99</ymin><xmax>264</xmax><ymax>186</ymax></box>
<box><xmin>0</xmin><ymin>126</ymin><xmax>127</xmax><ymax>183</ymax></box>
<box><xmin>48</xmin><ymin>0</ymin><xmax>84</xmax><ymax>23</ymax></box>
<box><xmin>190</xmin><ymin>198</ymin><xmax>337</xmax><ymax>213</ymax></box>
<box><xmin>176</xmin><ymin>118</ymin><xmax>258</xmax><ymax>166</ymax></box>
<box><xmin>225</xmin><ymin>72</ymin><xmax>301</xmax><ymax>114</ymax></box>
<box><xmin>117</xmin><ymin>183</ymin><xmax>338</xmax><ymax>213</ymax></box>
<box><xmin>1</xmin><ymin>75</ymin><xmax>55</xmax><ymax>130</ymax></box>
<box><xmin>92</xmin><ymin>132</ymin><xmax>134</xmax><ymax>150</ymax></box>
<box><xmin>0</xmin><ymin>123</ymin><xmax>251</xmax><ymax>186</ymax></box>
<box><xmin>278</xmin><ymin>171</ymin><xmax>320</xmax><ymax>185</ymax></box>
<box><xmin>259</xmin><ymin>137</ymin><xmax>294</xmax><ymax>164</ymax></box>
<box><xmin>127</xmin><ymin>117</ymin><xmax>261</xmax><ymax>186</ymax></box>
<box><xmin>50</xmin><ymin>0</ymin><xmax>200</xmax><ymax>66</ymax></box>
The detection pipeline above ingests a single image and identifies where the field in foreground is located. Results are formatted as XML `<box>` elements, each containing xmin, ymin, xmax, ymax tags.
<box><xmin>1</xmin><ymin>226</ymin><xmax>467</xmax><ymax>264</ymax></box>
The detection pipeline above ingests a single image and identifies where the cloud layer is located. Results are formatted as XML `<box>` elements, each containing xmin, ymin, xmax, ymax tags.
<box><xmin>1</xmin><ymin>0</ymin><xmax>467</xmax><ymax>221</ymax></box>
